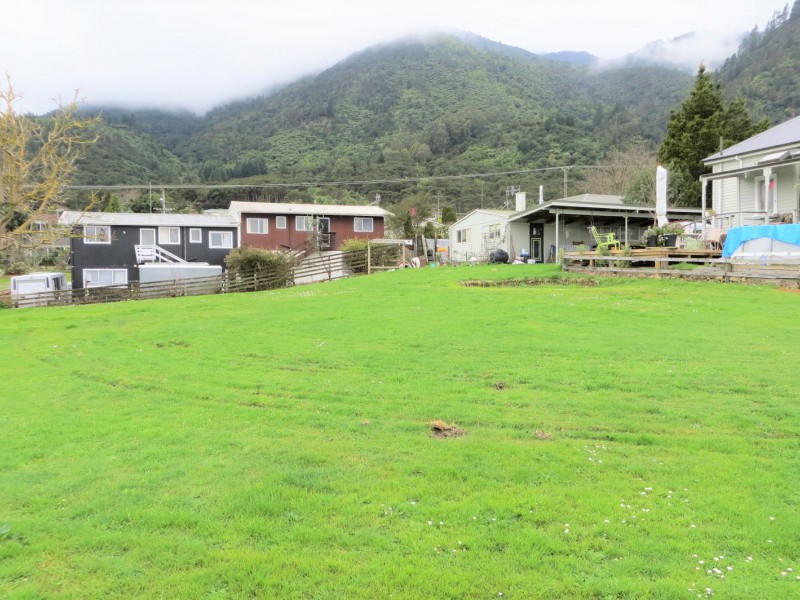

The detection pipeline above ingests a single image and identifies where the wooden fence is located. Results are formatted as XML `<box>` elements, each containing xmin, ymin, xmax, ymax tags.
<box><xmin>1</xmin><ymin>244</ymin><xmax>401</xmax><ymax>309</ymax></box>
<box><xmin>561</xmin><ymin>252</ymin><xmax>800</xmax><ymax>285</ymax></box>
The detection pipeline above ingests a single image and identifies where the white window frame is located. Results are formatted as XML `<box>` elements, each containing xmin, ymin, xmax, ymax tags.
<box><xmin>456</xmin><ymin>228</ymin><xmax>469</xmax><ymax>243</ymax></box>
<box><xmin>158</xmin><ymin>226</ymin><xmax>180</xmax><ymax>245</ymax></box>
<box><xmin>755</xmin><ymin>175</ymin><xmax>778</xmax><ymax>215</ymax></box>
<box><xmin>84</xmin><ymin>225</ymin><xmax>111</xmax><ymax>244</ymax></box>
<box><xmin>488</xmin><ymin>223</ymin><xmax>501</xmax><ymax>239</ymax></box>
<box><xmin>83</xmin><ymin>268</ymin><xmax>127</xmax><ymax>288</ymax></box>
<box><xmin>276</xmin><ymin>216</ymin><xmax>287</xmax><ymax>229</ymax></box>
<box><xmin>189</xmin><ymin>228</ymin><xmax>202</xmax><ymax>243</ymax></box>
<box><xmin>247</xmin><ymin>218</ymin><xmax>268</xmax><ymax>234</ymax></box>
<box><xmin>209</xmin><ymin>231</ymin><xmax>233</xmax><ymax>249</ymax></box>
<box><xmin>140</xmin><ymin>228</ymin><xmax>156</xmax><ymax>246</ymax></box>
<box><xmin>354</xmin><ymin>217</ymin><xmax>374</xmax><ymax>233</ymax></box>
<box><xmin>295</xmin><ymin>216</ymin><xmax>313</xmax><ymax>232</ymax></box>
<box><xmin>768</xmin><ymin>175</ymin><xmax>778</xmax><ymax>216</ymax></box>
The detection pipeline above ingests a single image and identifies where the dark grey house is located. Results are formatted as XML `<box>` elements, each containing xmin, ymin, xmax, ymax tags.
<box><xmin>58</xmin><ymin>211</ymin><xmax>238</xmax><ymax>288</ymax></box>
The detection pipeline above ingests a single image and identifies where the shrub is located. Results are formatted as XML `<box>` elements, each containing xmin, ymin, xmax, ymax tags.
<box><xmin>339</xmin><ymin>238</ymin><xmax>369</xmax><ymax>274</ymax></box>
<box><xmin>225</xmin><ymin>246</ymin><xmax>296</xmax><ymax>290</ymax></box>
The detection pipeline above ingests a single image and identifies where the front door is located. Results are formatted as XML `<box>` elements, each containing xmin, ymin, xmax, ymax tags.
<box><xmin>317</xmin><ymin>217</ymin><xmax>332</xmax><ymax>249</ymax></box>
<box><xmin>530</xmin><ymin>224</ymin><xmax>544</xmax><ymax>262</ymax></box>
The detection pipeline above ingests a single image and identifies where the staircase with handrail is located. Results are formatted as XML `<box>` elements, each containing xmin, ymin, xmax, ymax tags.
<box><xmin>135</xmin><ymin>245</ymin><xmax>188</xmax><ymax>264</ymax></box>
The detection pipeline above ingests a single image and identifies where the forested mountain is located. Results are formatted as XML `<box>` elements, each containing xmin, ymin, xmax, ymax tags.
<box><xmin>69</xmin><ymin>16</ymin><xmax>798</xmax><ymax>212</ymax></box>
<box><xmin>73</xmin><ymin>119</ymin><xmax>184</xmax><ymax>186</ymax></box>
<box><xmin>74</xmin><ymin>34</ymin><xmax>692</xmax><ymax>210</ymax></box>
<box><xmin>186</xmin><ymin>35</ymin><xmax>689</xmax><ymax>181</ymax></box>
<box><xmin>716</xmin><ymin>1</ymin><xmax>800</xmax><ymax>123</ymax></box>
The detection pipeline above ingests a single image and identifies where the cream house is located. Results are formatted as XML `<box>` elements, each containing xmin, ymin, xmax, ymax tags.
<box><xmin>449</xmin><ymin>192</ymin><xmax>699</xmax><ymax>263</ymax></box>
<box><xmin>702</xmin><ymin>115</ymin><xmax>800</xmax><ymax>230</ymax></box>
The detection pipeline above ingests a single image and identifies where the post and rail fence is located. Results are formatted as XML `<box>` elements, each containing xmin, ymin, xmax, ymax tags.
<box><xmin>2</xmin><ymin>244</ymin><xmax>402</xmax><ymax>309</ymax></box>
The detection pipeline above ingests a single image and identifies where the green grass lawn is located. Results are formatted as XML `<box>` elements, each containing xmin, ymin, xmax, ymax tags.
<box><xmin>1</xmin><ymin>265</ymin><xmax>799</xmax><ymax>599</ymax></box>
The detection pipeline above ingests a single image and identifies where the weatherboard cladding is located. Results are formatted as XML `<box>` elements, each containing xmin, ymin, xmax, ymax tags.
<box><xmin>239</xmin><ymin>212</ymin><xmax>385</xmax><ymax>251</ymax></box>
<box><xmin>66</xmin><ymin>219</ymin><xmax>237</xmax><ymax>289</ymax></box>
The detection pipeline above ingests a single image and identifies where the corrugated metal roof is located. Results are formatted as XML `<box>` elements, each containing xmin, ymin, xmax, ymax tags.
<box><xmin>449</xmin><ymin>208</ymin><xmax>515</xmax><ymax>228</ymax></box>
<box><xmin>475</xmin><ymin>209</ymin><xmax>516</xmax><ymax>216</ymax></box>
<box><xmin>229</xmin><ymin>201</ymin><xmax>391</xmax><ymax>218</ymax></box>
<box><xmin>510</xmin><ymin>194</ymin><xmax>625</xmax><ymax>220</ymax></box>
<box><xmin>551</xmin><ymin>193</ymin><xmax>625</xmax><ymax>207</ymax></box>
<box><xmin>705</xmin><ymin>115</ymin><xmax>800</xmax><ymax>162</ymax></box>
<box><xmin>58</xmin><ymin>211</ymin><xmax>237</xmax><ymax>227</ymax></box>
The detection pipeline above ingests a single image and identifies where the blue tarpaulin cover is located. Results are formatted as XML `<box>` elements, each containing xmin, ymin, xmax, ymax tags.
<box><xmin>722</xmin><ymin>224</ymin><xmax>800</xmax><ymax>257</ymax></box>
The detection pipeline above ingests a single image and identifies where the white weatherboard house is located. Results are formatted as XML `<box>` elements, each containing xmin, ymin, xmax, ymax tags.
<box><xmin>702</xmin><ymin>114</ymin><xmax>800</xmax><ymax>228</ymax></box>
<box><xmin>701</xmin><ymin>115</ymin><xmax>800</xmax><ymax>257</ymax></box>
<box><xmin>450</xmin><ymin>192</ymin><xmax>699</xmax><ymax>263</ymax></box>
<box><xmin>449</xmin><ymin>208</ymin><xmax>517</xmax><ymax>262</ymax></box>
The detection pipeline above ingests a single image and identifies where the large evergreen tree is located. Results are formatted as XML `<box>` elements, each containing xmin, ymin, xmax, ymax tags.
<box><xmin>658</xmin><ymin>66</ymin><xmax>768</xmax><ymax>206</ymax></box>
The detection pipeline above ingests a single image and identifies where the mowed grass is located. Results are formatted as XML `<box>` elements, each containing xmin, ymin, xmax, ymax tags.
<box><xmin>1</xmin><ymin>265</ymin><xmax>799</xmax><ymax>599</ymax></box>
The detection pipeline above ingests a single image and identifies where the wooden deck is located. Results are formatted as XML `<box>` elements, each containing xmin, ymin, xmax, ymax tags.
<box><xmin>562</xmin><ymin>248</ymin><xmax>800</xmax><ymax>285</ymax></box>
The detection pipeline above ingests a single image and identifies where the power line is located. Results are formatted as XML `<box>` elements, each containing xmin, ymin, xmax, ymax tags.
<box><xmin>65</xmin><ymin>164</ymin><xmax>605</xmax><ymax>191</ymax></box>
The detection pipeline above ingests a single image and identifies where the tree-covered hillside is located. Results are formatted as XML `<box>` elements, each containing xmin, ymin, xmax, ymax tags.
<box><xmin>716</xmin><ymin>1</ymin><xmax>800</xmax><ymax>123</ymax></box>
<box><xmin>73</xmin><ymin>120</ymin><xmax>184</xmax><ymax>186</ymax></box>
<box><xmin>66</xmin><ymin>20</ymin><xmax>798</xmax><ymax>212</ymax></box>
<box><xmin>161</xmin><ymin>35</ymin><xmax>691</xmax><ymax>207</ymax></box>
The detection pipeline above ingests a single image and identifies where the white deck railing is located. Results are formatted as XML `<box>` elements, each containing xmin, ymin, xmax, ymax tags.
<box><xmin>134</xmin><ymin>244</ymin><xmax>187</xmax><ymax>264</ymax></box>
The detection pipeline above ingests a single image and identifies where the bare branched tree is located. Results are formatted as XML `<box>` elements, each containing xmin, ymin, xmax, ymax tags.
<box><xmin>1</xmin><ymin>75</ymin><xmax>99</xmax><ymax>252</ymax></box>
<box><xmin>583</xmin><ymin>146</ymin><xmax>658</xmax><ymax>198</ymax></box>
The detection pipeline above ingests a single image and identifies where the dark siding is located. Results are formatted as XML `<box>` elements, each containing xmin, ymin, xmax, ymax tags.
<box><xmin>69</xmin><ymin>225</ymin><xmax>237</xmax><ymax>288</ymax></box>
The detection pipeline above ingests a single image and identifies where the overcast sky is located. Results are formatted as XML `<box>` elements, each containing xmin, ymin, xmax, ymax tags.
<box><xmin>1</xmin><ymin>0</ymin><xmax>782</xmax><ymax>115</ymax></box>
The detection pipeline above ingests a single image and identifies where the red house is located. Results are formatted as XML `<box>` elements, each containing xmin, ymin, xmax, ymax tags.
<box><xmin>229</xmin><ymin>201</ymin><xmax>391</xmax><ymax>252</ymax></box>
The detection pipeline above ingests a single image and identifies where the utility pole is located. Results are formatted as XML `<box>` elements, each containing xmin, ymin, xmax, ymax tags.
<box><xmin>561</xmin><ymin>167</ymin><xmax>571</xmax><ymax>199</ymax></box>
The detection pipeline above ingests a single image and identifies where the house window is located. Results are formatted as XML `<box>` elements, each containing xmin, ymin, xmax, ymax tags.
<box><xmin>768</xmin><ymin>176</ymin><xmax>778</xmax><ymax>215</ymax></box>
<box><xmin>276</xmin><ymin>216</ymin><xmax>287</xmax><ymax>229</ymax></box>
<box><xmin>296</xmin><ymin>216</ymin><xmax>313</xmax><ymax>231</ymax></box>
<box><xmin>488</xmin><ymin>224</ymin><xmax>501</xmax><ymax>239</ymax></box>
<box><xmin>209</xmin><ymin>231</ymin><xmax>233</xmax><ymax>249</ymax></box>
<box><xmin>247</xmin><ymin>218</ymin><xmax>267</xmax><ymax>234</ymax></box>
<box><xmin>354</xmin><ymin>217</ymin><xmax>374</xmax><ymax>233</ymax></box>
<box><xmin>189</xmin><ymin>228</ymin><xmax>202</xmax><ymax>243</ymax></box>
<box><xmin>83</xmin><ymin>269</ymin><xmax>127</xmax><ymax>288</ymax></box>
<box><xmin>456</xmin><ymin>229</ymin><xmax>469</xmax><ymax>243</ymax></box>
<box><xmin>140</xmin><ymin>228</ymin><xmax>156</xmax><ymax>246</ymax></box>
<box><xmin>158</xmin><ymin>227</ymin><xmax>180</xmax><ymax>245</ymax></box>
<box><xmin>755</xmin><ymin>175</ymin><xmax>779</xmax><ymax>215</ymax></box>
<box><xmin>84</xmin><ymin>225</ymin><xmax>111</xmax><ymax>244</ymax></box>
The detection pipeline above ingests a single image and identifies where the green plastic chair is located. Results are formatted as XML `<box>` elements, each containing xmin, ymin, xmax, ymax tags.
<box><xmin>590</xmin><ymin>226</ymin><xmax>621</xmax><ymax>251</ymax></box>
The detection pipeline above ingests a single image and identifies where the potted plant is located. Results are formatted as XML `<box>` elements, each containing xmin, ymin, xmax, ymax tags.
<box><xmin>641</xmin><ymin>223</ymin><xmax>685</xmax><ymax>247</ymax></box>
<box><xmin>641</xmin><ymin>227</ymin><xmax>660</xmax><ymax>247</ymax></box>
<box><xmin>662</xmin><ymin>222</ymin><xmax>685</xmax><ymax>247</ymax></box>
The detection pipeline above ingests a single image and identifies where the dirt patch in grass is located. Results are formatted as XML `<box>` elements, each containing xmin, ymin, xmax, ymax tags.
<box><xmin>460</xmin><ymin>277</ymin><xmax>600</xmax><ymax>287</ymax></box>
<box><xmin>430</xmin><ymin>420</ymin><xmax>466</xmax><ymax>438</ymax></box>
<box><xmin>239</xmin><ymin>401</ymin><xmax>266</xmax><ymax>409</ymax></box>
